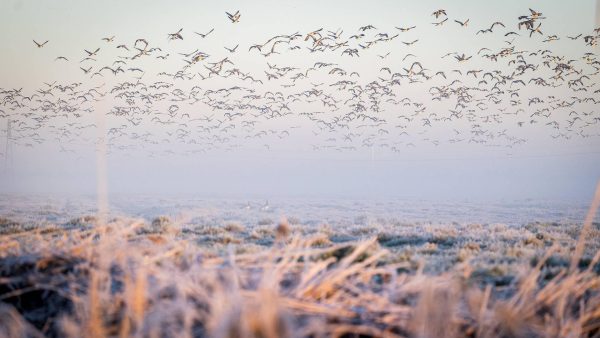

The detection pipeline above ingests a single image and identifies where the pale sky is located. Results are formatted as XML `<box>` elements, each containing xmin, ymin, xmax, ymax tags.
<box><xmin>0</xmin><ymin>0</ymin><xmax>599</xmax><ymax>201</ymax></box>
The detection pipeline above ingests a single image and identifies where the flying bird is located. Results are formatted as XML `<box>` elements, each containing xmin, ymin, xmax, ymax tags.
<box><xmin>432</xmin><ymin>18</ymin><xmax>448</xmax><ymax>26</ymax></box>
<box><xmin>84</xmin><ymin>48</ymin><xmax>100</xmax><ymax>56</ymax></box>
<box><xmin>224</xmin><ymin>44</ymin><xmax>239</xmax><ymax>53</ymax></box>
<box><xmin>454</xmin><ymin>19</ymin><xmax>469</xmax><ymax>27</ymax></box>
<box><xmin>195</xmin><ymin>28</ymin><xmax>214</xmax><ymax>38</ymax></box>
<box><xmin>432</xmin><ymin>9</ymin><xmax>447</xmax><ymax>18</ymax></box>
<box><xmin>33</xmin><ymin>40</ymin><xmax>48</xmax><ymax>48</ymax></box>
<box><xmin>226</xmin><ymin>10</ymin><xmax>241</xmax><ymax>23</ymax></box>
<box><xmin>168</xmin><ymin>28</ymin><xmax>184</xmax><ymax>40</ymax></box>
<box><xmin>396</xmin><ymin>26</ymin><xmax>416</xmax><ymax>32</ymax></box>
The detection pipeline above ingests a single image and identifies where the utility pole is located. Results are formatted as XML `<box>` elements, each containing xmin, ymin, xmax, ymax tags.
<box><xmin>4</xmin><ymin>119</ymin><xmax>12</xmax><ymax>174</ymax></box>
<box><xmin>96</xmin><ymin>98</ymin><xmax>109</xmax><ymax>225</ymax></box>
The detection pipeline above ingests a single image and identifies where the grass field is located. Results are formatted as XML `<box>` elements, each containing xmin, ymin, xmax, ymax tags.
<box><xmin>0</xmin><ymin>193</ymin><xmax>599</xmax><ymax>337</ymax></box>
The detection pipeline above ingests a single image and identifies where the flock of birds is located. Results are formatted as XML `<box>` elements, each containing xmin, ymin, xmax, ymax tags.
<box><xmin>1</xmin><ymin>7</ymin><xmax>600</xmax><ymax>159</ymax></box>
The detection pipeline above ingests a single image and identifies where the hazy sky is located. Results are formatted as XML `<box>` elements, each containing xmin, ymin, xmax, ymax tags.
<box><xmin>0</xmin><ymin>0</ymin><xmax>599</xmax><ymax>202</ymax></box>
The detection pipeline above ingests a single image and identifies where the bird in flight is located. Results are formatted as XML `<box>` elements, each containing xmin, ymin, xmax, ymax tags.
<box><xmin>226</xmin><ymin>10</ymin><xmax>241</xmax><ymax>23</ymax></box>
<box><xmin>168</xmin><ymin>28</ymin><xmax>184</xmax><ymax>40</ymax></box>
<box><xmin>224</xmin><ymin>44</ymin><xmax>239</xmax><ymax>53</ymax></box>
<box><xmin>33</xmin><ymin>40</ymin><xmax>48</xmax><ymax>48</ymax></box>
<box><xmin>359</xmin><ymin>25</ymin><xmax>376</xmax><ymax>31</ymax></box>
<box><xmin>396</xmin><ymin>26</ymin><xmax>416</xmax><ymax>32</ymax></box>
<box><xmin>84</xmin><ymin>48</ymin><xmax>100</xmax><ymax>57</ymax></box>
<box><xmin>432</xmin><ymin>9</ymin><xmax>447</xmax><ymax>19</ymax></box>
<box><xmin>432</xmin><ymin>18</ymin><xmax>448</xmax><ymax>26</ymax></box>
<box><xmin>529</xmin><ymin>8</ymin><xmax>543</xmax><ymax>19</ymax></box>
<box><xmin>378</xmin><ymin>52</ymin><xmax>390</xmax><ymax>59</ymax></box>
<box><xmin>454</xmin><ymin>19</ymin><xmax>469</xmax><ymax>27</ymax></box>
<box><xmin>454</xmin><ymin>53</ymin><xmax>472</xmax><ymax>62</ymax></box>
<box><xmin>195</xmin><ymin>28</ymin><xmax>214</xmax><ymax>38</ymax></box>
<box><xmin>529</xmin><ymin>23</ymin><xmax>543</xmax><ymax>37</ymax></box>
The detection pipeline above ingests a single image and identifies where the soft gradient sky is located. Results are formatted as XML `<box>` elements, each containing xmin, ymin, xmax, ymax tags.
<box><xmin>0</xmin><ymin>0</ymin><xmax>599</xmax><ymax>202</ymax></box>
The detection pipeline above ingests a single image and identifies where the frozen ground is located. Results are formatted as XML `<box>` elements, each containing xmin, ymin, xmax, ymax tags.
<box><xmin>1</xmin><ymin>195</ymin><xmax>599</xmax><ymax>337</ymax></box>
<box><xmin>0</xmin><ymin>194</ymin><xmax>592</xmax><ymax>226</ymax></box>
<box><xmin>1</xmin><ymin>195</ymin><xmax>598</xmax><ymax>275</ymax></box>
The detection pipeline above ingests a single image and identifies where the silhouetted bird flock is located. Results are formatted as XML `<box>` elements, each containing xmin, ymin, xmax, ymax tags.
<box><xmin>1</xmin><ymin>7</ymin><xmax>599</xmax><ymax>158</ymax></box>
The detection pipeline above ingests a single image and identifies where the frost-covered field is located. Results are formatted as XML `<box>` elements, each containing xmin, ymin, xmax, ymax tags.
<box><xmin>1</xmin><ymin>195</ymin><xmax>599</xmax><ymax>337</ymax></box>
<box><xmin>0</xmin><ymin>194</ymin><xmax>591</xmax><ymax>226</ymax></box>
